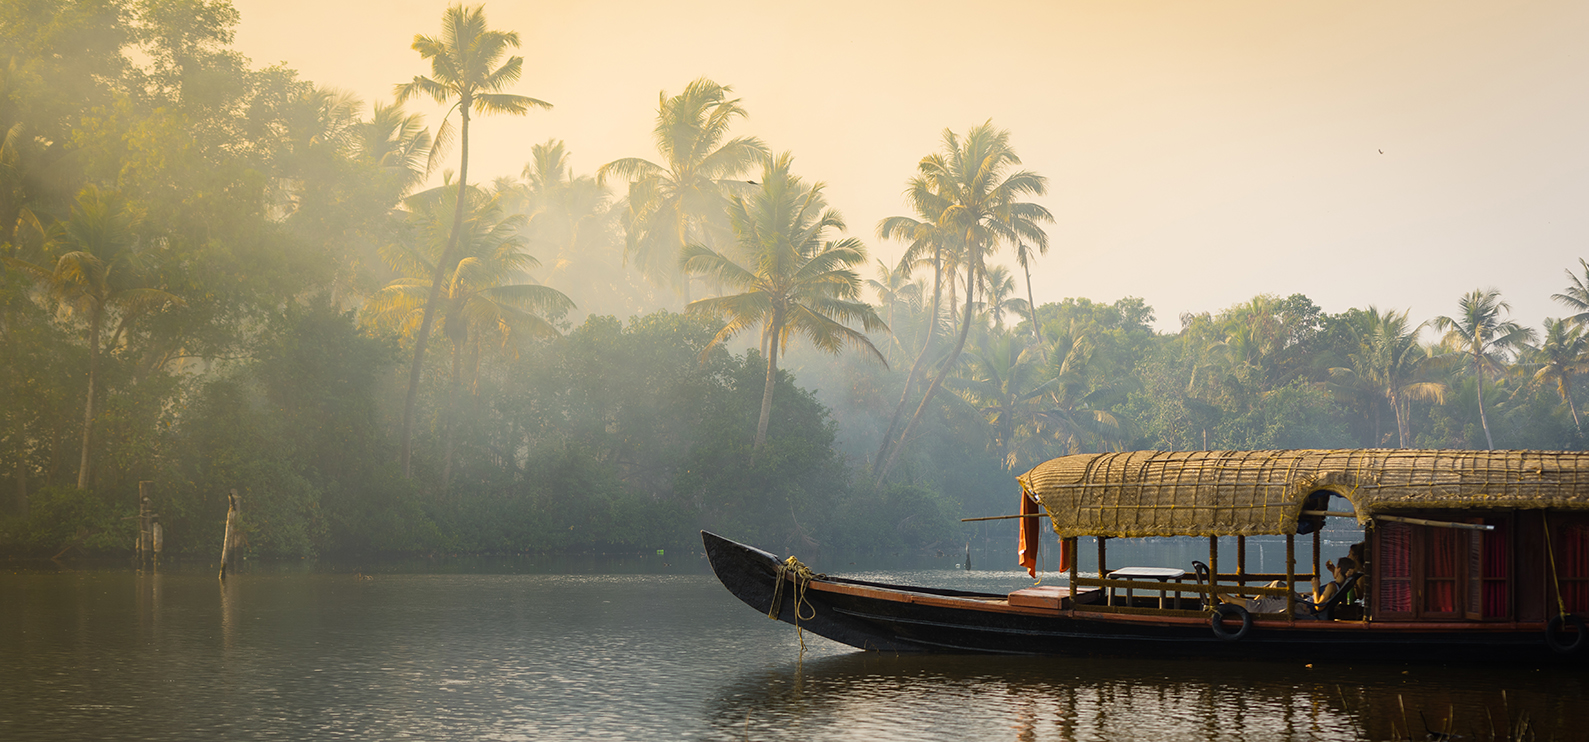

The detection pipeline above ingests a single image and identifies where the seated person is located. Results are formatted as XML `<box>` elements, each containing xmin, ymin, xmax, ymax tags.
<box><xmin>1217</xmin><ymin>557</ymin><xmax>1357</xmax><ymax>616</ymax></box>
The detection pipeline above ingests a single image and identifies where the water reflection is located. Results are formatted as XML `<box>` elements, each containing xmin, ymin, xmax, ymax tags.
<box><xmin>0</xmin><ymin>555</ymin><xmax>1582</xmax><ymax>742</ymax></box>
<box><xmin>701</xmin><ymin>651</ymin><xmax>1584</xmax><ymax>742</ymax></box>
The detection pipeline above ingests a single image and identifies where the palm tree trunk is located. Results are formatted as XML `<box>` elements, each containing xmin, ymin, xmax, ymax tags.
<box><xmin>400</xmin><ymin>102</ymin><xmax>473</xmax><ymax>478</ymax></box>
<box><xmin>877</xmin><ymin>250</ymin><xmax>979</xmax><ymax>484</ymax></box>
<box><xmin>872</xmin><ymin>245</ymin><xmax>943</xmax><ymax>478</ymax></box>
<box><xmin>1475</xmin><ymin>355</ymin><xmax>1495</xmax><ymax>450</ymax></box>
<box><xmin>753</xmin><ymin>312</ymin><xmax>782</xmax><ymax>457</ymax></box>
<box><xmin>1023</xmin><ymin>262</ymin><xmax>1046</xmax><ymax>363</ymax></box>
<box><xmin>76</xmin><ymin>308</ymin><xmax>102</xmax><ymax>490</ymax></box>
<box><xmin>442</xmin><ymin>326</ymin><xmax>465</xmax><ymax>489</ymax></box>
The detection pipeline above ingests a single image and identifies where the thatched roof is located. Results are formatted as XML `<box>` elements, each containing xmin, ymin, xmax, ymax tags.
<box><xmin>1017</xmin><ymin>450</ymin><xmax>1589</xmax><ymax>538</ymax></box>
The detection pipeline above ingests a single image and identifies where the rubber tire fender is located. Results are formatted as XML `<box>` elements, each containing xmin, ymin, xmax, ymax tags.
<box><xmin>1545</xmin><ymin>615</ymin><xmax>1586</xmax><ymax>655</ymax></box>
<box><xmin>1211</xmin><ymin>603</ymin><xmax>1252</xmax><ymax>641</ymax></box>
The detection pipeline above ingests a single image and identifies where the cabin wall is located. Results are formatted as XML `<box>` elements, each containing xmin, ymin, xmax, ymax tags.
<box><xmin>1516</xmin><ymin>510</ymin><xmax>1546</xmax><ymax>623</ymax></box>
<box><xmin>1370</xmin><ymin>509</ymin><xmax>1588</xmax><ymax>624</ymax></box>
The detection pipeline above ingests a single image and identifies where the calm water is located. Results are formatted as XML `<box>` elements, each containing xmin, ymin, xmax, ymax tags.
<box><xmin>2</xmin><ymin>539</ymin><xmax>1584</xmax><ymax>741</ymax></box>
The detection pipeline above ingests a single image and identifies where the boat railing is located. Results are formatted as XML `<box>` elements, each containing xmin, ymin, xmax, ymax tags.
<box><xmin>1067</xmin><ymin>574</ymin><xmax>1298</xmax><ymax>616</ymax></box>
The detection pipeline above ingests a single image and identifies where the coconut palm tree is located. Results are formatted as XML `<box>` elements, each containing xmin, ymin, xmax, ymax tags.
<box><xmin>365</xmin><ymin>184</ymin><xmax>572</xmax><ymax>485</ymax></box>
<box><xmin>1528</xmin><ymin>318</ymin><xmax>1588</xmax><ymax>434</ymax></box>
<box><xmin>978</xmin><ymin>264</ymin><xmax>1017</xmax><ymax>332</ymax></box>
<box><xmin>599</xmin><ymin>78</ymin><xmax>768</xmax><ymax>300</ymax></box>
<box><xmin>358</xmin><ymin>101</ymin><xmax>433</xmax><ymax>196</ymax></box>
<box><xmin>951</xmin><ymin>331</ymin><xmax>1056</xmax><ymax>470</ymax></box>
<box><xmin>874</xmin><ymin>122</ymin><xmax>1051</xmax><ymax>483</ymax></box>
<box><xmin>679</xmin><ymin>153</ymin><xmax>885</xmax><ymax>455</ymax></box>
<box><xmin>1012</xmin><ymin>240</ymin><xmax>1050</xmax><ymax>358</ymax></box>
<box><xmin>1431</xmin><ymin>289</ymin><xmax>1535</xmax><ymax>449</ymax></box>
<box><xmin>391</xmin><ymin>3</ymin><xmax>551</xmax><ymax>477</ymax></box>
<box><xmin>1330</xmin><ymin>307</ymin><xmax>1446</xmax><ymax>447</ymax></box>
<box><xmin>5</xmin><ymin>185</ymin><xmax>180</xmax><ymax>489</ymax></box>
<box><xmin>870</xmin><ymin>180</ymin><xmax>958</xmax><ymax>478</ymax></box>
<box><xmin>865</xmin><ymin>259</ymin><xmax>922</xmax><ymax>365</ymax></box>
<box><xmin>1551</xmin><ymin>258</ymin><xmax>1589</xmax><ymax>327</ymax></box>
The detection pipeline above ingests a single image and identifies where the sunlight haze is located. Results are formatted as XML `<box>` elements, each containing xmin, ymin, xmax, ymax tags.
<box><xmin>231</xmin><ymin>0</ymin><xmax>1589</xmax><ymax>332</ymax></box>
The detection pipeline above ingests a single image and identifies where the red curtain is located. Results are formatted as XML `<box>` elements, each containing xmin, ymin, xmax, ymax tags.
<box><xmin>1562</xmin><ymin>524</ymin><xmax>1587</xmax><ymax>613</ymax></box>
<box><xmin>1483</xmin><ymin>526</ymin><xmax>1509</xmax><ymax>617</ymax></box>
<box><xmin>1425</xmin><ymin>528</ymin><xmax>1459</xmax><ymax>614</ymax></box>
<box><xmin>1379</xmin><ymin>522</ymin><xmax>1412</xmax><ymax>613</ymax></box>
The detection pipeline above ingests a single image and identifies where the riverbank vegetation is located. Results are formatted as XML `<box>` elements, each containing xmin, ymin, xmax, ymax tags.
<box><xmin>2</xmin><ymin>1</ymin><xmax>1585</xmax><ymax>560</ymax></box>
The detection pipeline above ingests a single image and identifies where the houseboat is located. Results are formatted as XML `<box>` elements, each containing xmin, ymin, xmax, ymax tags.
<box><xmin>703</xmin><ymin>449</ymin><xmax>1588</xmax><ymax>662</ymax></box>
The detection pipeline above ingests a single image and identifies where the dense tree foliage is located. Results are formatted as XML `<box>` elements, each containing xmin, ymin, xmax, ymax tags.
<box><xmin>3</xmin><ymin>2</ymin><xmax>1587</xmax><ymax>561</ymax></box>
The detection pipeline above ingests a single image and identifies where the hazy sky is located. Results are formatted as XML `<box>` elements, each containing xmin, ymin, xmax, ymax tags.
<box><xmin>230</xmin><ymin>0</ymin><xmax>1589</xmax><ymax>333</ymax></box>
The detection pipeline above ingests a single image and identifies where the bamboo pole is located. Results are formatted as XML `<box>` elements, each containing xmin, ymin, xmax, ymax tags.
<box><xmin>1374</xmin><ymin>513</ymin><xmax>1495</xmax><ymax>531</ymax></box>
<box><xmin>960</xmin><ymin>513</ymin><xmax>1044</xmax><ymax>522</ymax></box>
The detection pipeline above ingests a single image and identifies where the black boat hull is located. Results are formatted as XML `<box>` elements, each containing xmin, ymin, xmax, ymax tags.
<box><xmin>702</xmin><ymin>531</ymin><xmax>1581</xmax><ymax>663</ymax></box>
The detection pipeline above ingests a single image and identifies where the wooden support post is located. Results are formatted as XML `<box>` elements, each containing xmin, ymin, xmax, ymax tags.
<box><xmin>1312</xmin><ymin>528</ymin><xmax>1321</xmax><ymax>582</ymax></box>
<box><xmin>1285</xmin><ymin>533</ymin><xmax>1296</xmax><ymax>621</ymax></box>
<box><xmin>1096</xmin><ymin>537</ymin><xmax>1107</xmax><ymax>581</ymax></box>
<box><xmin>1067</xmin><ymin>539</ymin><xmax>1079</xmax><ymax>607</ymax></box>
<box><xmin>219</xmin><ymin>489</ymin><xmax>240</xmax><ymax>580</ymax></box>
<box><xmin>1236</xmin><ymin>536</ymin><xmax>1246</xmax><ymax>581</ymax></box>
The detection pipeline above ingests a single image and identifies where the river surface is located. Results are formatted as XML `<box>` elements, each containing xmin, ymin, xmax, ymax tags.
<box><xmin>2</xmin><ymin>537</ymin><xmax>1584</xmax><ymax>741</ymax></box>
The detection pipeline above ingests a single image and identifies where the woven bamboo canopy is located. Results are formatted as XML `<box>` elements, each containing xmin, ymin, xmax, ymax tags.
<box><xmin>1017</xmin><ymin>450</ymin><xmax>1589</xmax><ymax>539</ymax></box>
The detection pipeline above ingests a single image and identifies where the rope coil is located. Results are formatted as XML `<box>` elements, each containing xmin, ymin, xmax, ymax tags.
<box><xmin>768</xmin><ymin>556</ymin><xmax>825</xmax><ymax>651</ymax></box>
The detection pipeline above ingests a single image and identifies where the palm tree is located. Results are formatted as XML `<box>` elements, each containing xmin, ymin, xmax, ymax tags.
<box><xmin>598</xmin><ymin>78</ymin><xmax>768</xmax><ymax>300</ymax></box>
<box><xmin>1431</xmin><ymin>289</ymin><xmax>1536</xmax><ymax>449</ymax></box>
<box><xmin>358</xmin><ymin>101</ymin><xmax>434</xmax><ymax>196</ymax></box>
<box><xmin>1552</xmin><ymin>258</ymin><xmax>1589</xmax><ymax>326</ymax></box>
<box><xmin>870</xmin><ymin>179</ymin><xmax>958</xmax><ymax>478</ymax></box>
<box><xmin>1528</xmin><ymin>318</ymin><xmax>1588</xmax><ymax>434</ymax></box>
<box><xmin>865</xmin><ymin>259</ymin><xmax>922</xmax><ymax>365</ymax></box>
<box><xmin>1036</xmin><ymin>330</ymin><xmax>1123</xmax><ymax>457</ymax></box>
<box><xmin>1012</xmin><ymin>240</ymin><xmax>1050</xmax><ymax>359</ymax></box>
<box><xmin>365</xmin><ymin>184</ymin><xmax>572</xmax><ymax>484</ymax></box>
<box><xmin>391</xmin><ymin>3</ymin><xmax>551</xmax><ymax>478</ymax></box>
<box><xmin>978</xmin><ymin>264</ymin><xmax>1017</xmax><ymax>332</ymax></box>
<box><xmin>503</xmin><ymin>139</ymin><xmax>630</xmax><ymax>314</ymax></box>
<box><xmin>679</xmin><ymin>153</ymin><xmax>885</xmax><ymax>455</ymax></box>
<box><xmin>1330</xmin><ymin>307</ymin><xmax>1446</xmax><ymax>447</ymax></box>
<box><xmin>874</xmin><ymin>122</ymin><xmax>1051</xmax><ymax>483</ymax></box>
<box><xmin>951</xmin><ymin>332</ymin><xmax>1056</xmax><ymax>470</ymax></box>
<box><xmin>5</xmin><ymin>185</ymin><xmax>180</xmax><ymax>489</ymax></box>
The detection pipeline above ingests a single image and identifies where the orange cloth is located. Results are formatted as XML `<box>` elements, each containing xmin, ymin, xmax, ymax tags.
<box><xmin>1018</xmin><ymin>488</ymin><xmax>1069</xmax><ymax>577</ymax></box>
<box><xmin>1018</xmin><ymin>487</ymin><xmax>1040</xmax><ymax>577</ymax></box>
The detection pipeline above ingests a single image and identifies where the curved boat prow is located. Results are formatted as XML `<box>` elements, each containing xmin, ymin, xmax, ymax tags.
<box><xmin>701</xmin><ymin>530</ymin><xmax>785</xmax><ymax>616</ymax></box>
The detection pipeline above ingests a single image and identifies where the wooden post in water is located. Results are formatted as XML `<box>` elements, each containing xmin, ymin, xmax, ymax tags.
<box><xmin>219</xmin><ymin>489</ymin><xmax>240</xmax><ymax>580</ymax></box>
<box><xmin>136</xmin><ymin>482</ymin><xmax>153</xmax><ymax>566</ymax></box>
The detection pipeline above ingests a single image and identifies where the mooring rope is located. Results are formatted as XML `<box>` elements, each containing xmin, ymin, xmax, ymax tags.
<box><xmin>769</xmin><ymin>556</ymin><xmax>825</xmax><ymax>651</ymax></box>
<box><xmin>1544</xmin><ymin>519</ymin><xmax>1568</xmax><ymax>620</ymax></box>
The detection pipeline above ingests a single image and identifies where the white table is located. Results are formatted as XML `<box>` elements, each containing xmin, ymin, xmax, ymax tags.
<box><xmin>1107</xmin><ymin>567</ymin><xmax>1188</xmax><ymax>609</ymax></box>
